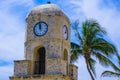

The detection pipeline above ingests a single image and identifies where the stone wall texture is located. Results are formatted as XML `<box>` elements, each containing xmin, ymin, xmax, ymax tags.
<box><xmin>14</xmin><ymin>60</ymin><xmax>31</xmax><ymax>76</ymax></box>
<box><xmin>46</xmin><ymin>58</ymin><xmax>66</xmax><ymax>75</ymax></box>
<box><xmin>10</xmin><ymin>75</ymin><xmax>70</xmax><ymax>80</ymax></box>
<box><xmin>69</xmin><ymin>64</ymin><xmax>78</xmax><ymax>80</ymax></box>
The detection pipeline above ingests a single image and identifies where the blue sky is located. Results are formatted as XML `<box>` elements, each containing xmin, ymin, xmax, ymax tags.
<box><xmin>0</xmin><ymin>0</ymin><xmax>120</xmax><ymax>80</ymax></box>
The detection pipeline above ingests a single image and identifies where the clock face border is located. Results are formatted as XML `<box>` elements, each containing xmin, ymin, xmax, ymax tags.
<box><xmin>63</xmin><ymin>25</ymin><xmax>68</xmax><ymax>40</ymax></box>
<box><xmin>33</xmin><ymin>21</ymin><xmax>48</xmax><ymax>37</ymax></box>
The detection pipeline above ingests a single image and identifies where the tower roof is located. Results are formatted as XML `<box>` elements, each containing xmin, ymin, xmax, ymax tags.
<box><xmin>27</xmin><ymin>4</ymin><xmax>69</xmax><ymax>22</ymax></box>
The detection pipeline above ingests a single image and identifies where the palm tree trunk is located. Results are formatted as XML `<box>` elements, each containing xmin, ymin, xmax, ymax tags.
<box><xmin>85</xmin><ymin>57</ymin><xmax>95</xmax><ymax>80</ymax></box>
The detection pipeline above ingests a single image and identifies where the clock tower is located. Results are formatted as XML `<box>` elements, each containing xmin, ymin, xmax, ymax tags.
<box><xmin>10</xmin><ymin>4</ymin><xmax>78</xmax><ymax>80</ymax></box>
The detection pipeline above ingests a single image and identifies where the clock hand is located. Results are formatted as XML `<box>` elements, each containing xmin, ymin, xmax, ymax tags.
<box><xmin>39</xmin><ymin>24</ymin><xmax>41</xmax><ymax>30</ymax></box>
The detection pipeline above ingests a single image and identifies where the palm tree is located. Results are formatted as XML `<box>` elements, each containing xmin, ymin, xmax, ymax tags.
<box><xmin>101</xmin><ymin>55</ymin><xmax>120</xmax><ymax>77</ymax></box>
<box><xmin>71</xmin><ymin>19</ymin><xmax>118</xmax><ymax>80</ymax></box>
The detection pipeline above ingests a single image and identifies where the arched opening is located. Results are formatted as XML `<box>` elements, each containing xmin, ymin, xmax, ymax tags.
<box><xmin>63</xmin><ymin>49</ymin><xmax>68</xmax><ymax>75</ymax></box>
<box><xmin>64</xmin><ymin>49</ymin><xmax>68</xmax><ymax>61</ymax></box>
<box><xmin>34</xmin><ymin>47</ymin><xmax>45</xmax><ymax>74</ymax></box>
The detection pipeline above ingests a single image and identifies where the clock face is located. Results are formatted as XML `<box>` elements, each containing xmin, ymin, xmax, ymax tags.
<box><xmin>63</xmin><ymin>25</ymin><xmax>68</xmax><ymax>40</ymax></box>
<box><xmin>33</xmin><ymin>22</ymin><xmax>48</xmax><ymax>36</ymax></box>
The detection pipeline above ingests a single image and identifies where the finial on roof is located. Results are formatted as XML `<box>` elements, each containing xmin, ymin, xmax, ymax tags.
<box><xmin>47</xmin><ymin>1</ymin><xmax>51</xmax><ymax>4</ymax></box>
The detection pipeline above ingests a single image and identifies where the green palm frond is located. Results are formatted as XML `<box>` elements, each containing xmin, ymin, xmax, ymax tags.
<box><xmin>72</xmin><ymin>21</ymin><xmax>83</xmax><ymax>45</ymax></box>
<box><xmin>82</xmin><ymin>19</ymin><xmax>106</xmax><ymax>39</ymax></box>
<box><xmin>71</xmin><ymin>42</ymin><xmax>82</xmax><ymax>62</ymax></box>
<box><xmin>71</xmin><ymin>42</ymin><xmax>80</xmax><ymax>49</ymax></box>
<box><xmin>93</xmin><ymin>52</ymin><xmax>110</xmax><ymax>67</ymax></box>
<box><xmin>101</xmin><ymin>54</ymin><xmax>120</xmax><ymax>78</ymax></box>
<box><xmin>71</xmin><ymin>48</ymin><xmax>82</xmax><ymax>62</ymax></box>
<box><xmin>101</xmin><ymin>71</ymin><xmax>120</xmax><ymax>77</ymax></box>
<box><xmin>93</xmin><ymin>52</ymin><xmax>120</xmax><ymax>72</ymax></box>
<box><xmin>91</xmin><ymin>40</ymin><xmax>117</xmax><ymax>57</ymax></box>
<box><xmin>117</xmin><ymin>55</ymin><xmax>120</xmax><ymax>66</ymax></box>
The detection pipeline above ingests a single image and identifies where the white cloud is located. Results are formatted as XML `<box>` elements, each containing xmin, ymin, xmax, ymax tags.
<box><xmin>69</xmin><ymin>0</ymin><xmax>120</xmax><ymax>49</ymax></box>
<box><xmin>0</xmin><ymin>1</ymin><xmax>35</xmax><ymax>80</ymax></box>
<box><xmin>0</xmin><ymin>0</ymin><xmax>34</xmax><ymax>9</ymax></box>
<box><xmin>0</xmin><ymin>0</ymin><xmax>35</xmax><ymax>61</ymax></box>
<box><xmin>0</xmin><ymin>9</ymin><xmax>24</xmax><ymax>61</ymax></box>
<box><xmin>0</xmin><ymin>64</ymin><xmax>13</xmax><ymax>80</ymax></box>
<box><xmin>0</xmin><ymin>32</ymin><xmax>24</xmax><ymax>61</ymax></box>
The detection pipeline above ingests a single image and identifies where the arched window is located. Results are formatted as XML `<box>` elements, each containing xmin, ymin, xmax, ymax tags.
<box><xmin>34</xmin><ymin>47</ymin><xmax>45</xmax><ymax>74</ymax></box>
<box><xmin>63</xmin><ymin>49</ymin><xmax>68</xmax><ymax>75</ymax></box>
<box><xmin>64</xmin><ymin>49</ymin><xmax>68</xmax><ymax>61</ymax></box>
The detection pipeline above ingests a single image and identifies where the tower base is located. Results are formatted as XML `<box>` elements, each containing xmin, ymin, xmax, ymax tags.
<box><xmin>10</xmin><ymin>74</ymin><xmax>71</xmax><ymax>80</ymax></box>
